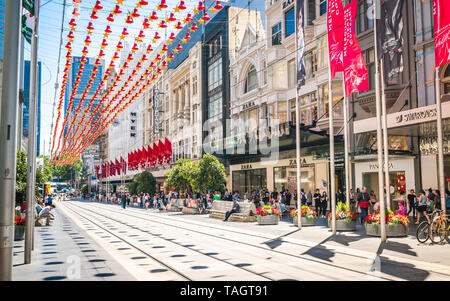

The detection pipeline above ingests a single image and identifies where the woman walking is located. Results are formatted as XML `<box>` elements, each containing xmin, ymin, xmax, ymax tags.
<box><xmin>407</xmin><ymin>189</ymin><xmax>417</xmax><ymax>220</ymax></box>
<box><xmin>321</xmin><ymin>191</ymin><xmax>328</xmax><ymax>218</ymax></box>
<box><xmin>369</xmin><ymin>191</ymin><xmax>377</xmax><ymax>214</ymax></box>
<box><xmin>416</xmin><ymin>189</ymin><xmax>430</xmax><ymax>224</ymax></box>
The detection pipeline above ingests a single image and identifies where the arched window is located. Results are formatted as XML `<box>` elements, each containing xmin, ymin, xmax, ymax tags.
<box><xmin>245</xmin><ymin>65</ymin><xmax>258</xmax><ymax>93</ymax></box>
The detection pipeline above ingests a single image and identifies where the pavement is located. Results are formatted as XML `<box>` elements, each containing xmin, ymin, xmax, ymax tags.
<box><xmin>12</xmin><ymin>198</ymin><xmax>450</xmax><ymax>281</ymax></box>
<box><xmin>12</xmin><ymin>203</ymin><xmax>136</xmax><ymax>281</ymax></box>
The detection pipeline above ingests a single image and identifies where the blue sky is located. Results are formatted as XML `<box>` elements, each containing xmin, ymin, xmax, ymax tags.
<box><xmin>34</xmin><ymin>0</ymin><xmax>266</xmax><ymax>157</ymax></box>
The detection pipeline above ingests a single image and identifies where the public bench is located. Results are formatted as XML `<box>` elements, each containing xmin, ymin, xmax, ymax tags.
<box><xmin>209</xmin><ymin>200</ymin><xmax>257</xmax><ymax>222</ymax></box>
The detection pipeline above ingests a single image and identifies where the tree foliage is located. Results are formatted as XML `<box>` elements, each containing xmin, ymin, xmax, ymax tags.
<box><xmin>52</xmin><ymin>159</ymin><xmax>83</xmax><ymax>185</ymax></box>
<box><xmin>16</xmin><ymin>151</ymin><xmax>53</xmax><ymax>199</ymax></box>
<box><xmin>192</xmin><ymin>154</ymin><xmax>227</xmax><ymax>193</ymax></box>
<box><xmin>81</xmin><ymin>184</ymin><xmax>88</xmax><ymax>195</ymax></box>
<box><xmin>164</xmin><ymin>159</ymin><xmax>197</xmax><ymax>193</ymax></box>
<box><xmin>127</xmin><ymin>171</ymin><xmax>157</xmax><ymax>195</ymax></box>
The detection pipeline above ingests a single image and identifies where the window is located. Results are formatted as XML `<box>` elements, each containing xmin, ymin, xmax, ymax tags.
<box><xmin>357</xmin><ymin>0</ymin><xmax>373</xmax><ymax>33</ymax></box>
<box><xmin>319</xmin><ymin>0</ymin><xmax>327</xmax><ymax>16</ymax></box>
<box><xmin>288</xmin><ymin>59</ymin><xmax>296</xmax><ymax>87</ymax></box>
<box><xmin>272</xmin><ymin>23</ymin><xmax>282</xmax><ymax>46</ymax></box>
<box><xmin>208</xmin><ymin>92</ymin><xmax>222</xmax><ymax>121</ymax></box>
<box><xmin>307</xmin><ymin>0</ymin><xmax>316</xmax><ymax>25</ymax></box>
<box><xmin>245</xmin><ymin>65</ymin><xmax>258</xmax><ymax>93</ymax></box>
<box><xmin>300</xmin><ymin>92</ymin><xmax>318</xmax><ymax>126</ymax></box>
<box><xmin>268</xmin><ymin>60</ymin><xmax>288</xmax><ymax>90</ymax></box>
<box><xmin>208</xmin><ymin>58</ymin><xmax>222</xmax><ymax>91</ymax></box>
<box><xmin>285</xmin><ymin>7</ymin><xmax>295</xmax><ymax>37</ymax></box>
<box><xmin>192</xmin><ymin>75</ymin><xmax>198</xmax><ymax>95</ymax></box>
<box><xmin>362</xmin><ymin>48</ymin><xmax>375</xmax><ymax>91</ymax></box>
<box><xmin>278</xmin><ymin>101</ymin><xmax>288</xmax><ymax>124</ymax></box>
<box><xmin>290</xmin><ymin>99</ymin><xmax>297</xmax><ymax>124</ymax></box>
<box><xmin>304</xmin><ymin>49</ymin><xmax>318</xmax><ymax>80</ymax></box>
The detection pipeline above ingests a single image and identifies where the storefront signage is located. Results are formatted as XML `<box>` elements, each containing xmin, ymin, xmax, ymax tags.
<box><xmin>289</xmin><ymin>158</ymin><xmax>308</xmax><ymax>166</ymax></box>
<box><xmin>241</xmin><ymin>164</ymin><xmax>253</xmax><ymax>170</ymax></box>
<box><xmin>242</xmin><ymin>101</ymin><xmax>256</xmax><ymax>111</ymax></box>
<box><xmin>369</xmin><ymin>162</ymin><xmax>394</xmax><ymax>170</ymax></box>
<box><xmin>395</xmin><ymin>108</ymin><xmax>437</xmax><ymax>124</ymax></box>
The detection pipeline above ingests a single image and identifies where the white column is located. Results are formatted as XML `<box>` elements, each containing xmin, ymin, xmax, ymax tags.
<box><xmin>435</xmin><ymin>67</ymin><xmax>446</xmax><ymax>215</ymax></box>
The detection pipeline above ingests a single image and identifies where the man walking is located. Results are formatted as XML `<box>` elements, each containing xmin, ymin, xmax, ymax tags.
<box><xmin>224</xmin><ymin>198</ymin><xmax>240</xmax><ymax>222</ymax></box>
<box><xmin>357</xmin><ymin>187</ymin><xmax>370</xmax><ymax>224</ymax></box>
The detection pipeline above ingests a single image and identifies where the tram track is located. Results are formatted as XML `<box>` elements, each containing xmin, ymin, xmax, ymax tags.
<box><xmin>62</xmin><ymin>201</ymin><xmax>276</xmax><ymax>281</ymax></box>
<box><xmin>64</xmin><ymin>200</ymin><xmax>396</xmax><ymax>280</ymax></box>
<box><xmin>74</xmin><ymin>200</ymin><xmax>450</xmax><ymax>280</ymax></box>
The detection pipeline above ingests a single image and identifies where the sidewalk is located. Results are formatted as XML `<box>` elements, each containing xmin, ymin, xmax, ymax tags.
<box><xmin>12</xmin><ymin>204</ymin><xmax>135</xmax><ymax>281</ymax></box>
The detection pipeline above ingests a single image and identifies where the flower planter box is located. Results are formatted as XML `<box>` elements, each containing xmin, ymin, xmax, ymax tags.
<box><xmin>365</xmin><ymin>223</ymin><xmax>409</xmax><ymax>237</ymax></box>
<box><xmin>257</xmin><ymin>215</ymin><xmax>279</xmax><ymax>225</ymax></box>
<box><xmin>293</xmin><ymin>216</ymin><xmax>317</xmax><ymax>226</ymax></box>
<box><xmin>328</xmin><ymin>219</ymin><xmax>357</xmax><ymax>231</ymax></box>
<box><xmin>14</xmin><ymin>225</ymin><xmax>25</xmax><ymax>241</ymax></box>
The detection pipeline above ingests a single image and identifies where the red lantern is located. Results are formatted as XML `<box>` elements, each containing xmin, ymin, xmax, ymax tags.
<box><xmin>143</xmin><ymin>18</ymin><xmax>150</xmax><ymax>29</ymax></box>
<box><xmin>203</xmin><ymin>12</ymin><xmax>210</xmax><ymax>22</ymax></box>
<box><xmin>169</xmin><ymin>32</ymin><xmax>176</xmax><ymax>41</ymax></box>
<box><xmin>215</xmin><ymin>1</ymin><xmax>223</xmax><ymax>10</ymax></box>
<box><xmin>72</xmin><ymin>7</ymin><xmax>80</xmax><ymax>17</ymax></box>
<box><xmin>159</xmin><ymin>20</ymin><xmax>167</xmax><ymax>28</ymax></box>
<box><xmin>90</xmin><ymin>11</ymin><xmax>98</xmax><ymax>19</ymax></box>
<box><xmin>191</xmin><ymin>22</ymin><xmax>198</xmax><ymax>31</ymax></box>
<box><xmin>125</xmin><ymin>15</ymin><xmax>133</xmax><ymax>24</ymax></box>
<box><xmin>154</xmin><ymin>32</ymin><xmax>161</xmax><ymax>40</ymax></box>
<box><xmin>159</xmin><ymin>0</ymin><xmax>167</xmax><ymax>9</ymax></box>
<box><xmin>176</xmin><ymin>43</ymin><xmax>183</xmax><ymax>51</ymax></box>
<box><xmin>175</xmin><ymin>21</ymin><xmax>183</xmax><ymax>29</ymax></box>
<box><xmin>162</xmin><ymin>44</ymin><xmax>168</xmax><ymax>52</ymax></box>
<box><xmin>69</xmin><ymin>19</ymin><xmax>76</xmax><ymax>26</ymax></box>
<box><xmin>131</xmin><ymin>8</ymin><xmax>140</xmax><ymax>18</ymax></box>
<box><xmin>198</xmin><ymin>1</ymin><xmax>206</xmax><ymax>10</ymax></box>
<box><xmin>150</xmin><ymin>11</ymin><xmax>158</xmax><ymax>20</ymax></box>
<box><xmin>185</xmin><ymin>13</ymin><xmax>193</xmax><ymax>22</ymax></box>
<box><xmin>113</xmin><ymin>5</ymin><xmax>122</xmax><ymax>15</ymax></box>
<box><xmin>87</xmin><ymin>22</ymin><xmax>94</xmax><ymax>31</ymax></box>
<box><xmin>178</xmin><ymin>0</ymin><xmax>186</xmax><ymax>10</ymax></box>
<box><xmin>105</xmin><ymin>25</ymin><xmax>112</xmax><ymax>33</ymax></box>
<box><xmin>139</xmin><ymin>0</ymin><xmax>149</xmax><ymax>5</ymax></box>
<box><xmin>94</xmin><ymin>0</ymin><xmax>103</xmax><ymax>10</ymax></box>
<box><xmin>122</xmin><ymin>28</ymin><xmax>129</xmax><ymax>36</ymax></box>
<box><xmin>107</xmin><ymin>13</ymin><xmax>114</xmax><ymax>22</ymax></box>
<box><xmin>168</xmin><ymin>12</ymin><xmax>176</xmax><ymax>22</ymax></box>
<box><xmin>184</xmin><ymin>32</ymin><xmax>191</xmax><ymax>40</ymax></box>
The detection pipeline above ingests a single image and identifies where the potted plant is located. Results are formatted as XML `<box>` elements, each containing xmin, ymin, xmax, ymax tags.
<box><xmin>291</xmin><ymin>206</ymin><xmax>317</xmax><ymax>226</ymax></box>
<box><xmin>14</xmin><ymin>215</ymin><xmax>26</xmax><ymax>241</ymax></box>
<box><xmin>256</xmin><ymin>206</ymin><xmax>280</xmax><ymax>225</ymax></box>
<box><xmin>365</xmin><ymin>210</ymin><xmax>410</xmax><ymax>237</ymax></box>
<box><xmin>328</xmin><ymin>202</ymin><xmax>358</xmax><ymax>231</ymax></box>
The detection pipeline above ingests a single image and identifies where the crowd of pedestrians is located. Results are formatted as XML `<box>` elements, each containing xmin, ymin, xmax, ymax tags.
<box><xmin>85</xmin><ymin>185</ymin><xmax>450</xmax><ymax>226</ymax></box>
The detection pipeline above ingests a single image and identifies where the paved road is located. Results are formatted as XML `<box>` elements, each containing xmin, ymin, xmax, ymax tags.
<box><xmin>46</xmin><ymin>199</ymin><xmax>450</xmax><ymax>281</ymax></box>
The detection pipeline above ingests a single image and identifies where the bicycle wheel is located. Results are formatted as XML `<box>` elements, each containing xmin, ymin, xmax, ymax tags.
<box><xmin>416</xmin><ymin>221</ymin><xmax>430</xmax><ymax>243</ymax></box>
<box><xmin>430</xmin><ymin>219</ymin><xmax>444</xmax><ymax>244</ymax></box>
<box><xmin>439</xmin><ymin>218</ymin><xmax>449</xmax><ymax>242</ymax></box>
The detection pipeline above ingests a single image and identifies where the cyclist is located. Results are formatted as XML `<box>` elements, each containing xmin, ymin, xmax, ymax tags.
<box><xmin>416</xmin><ymin>189</ymin><xmax>430</xmax><ymax>225</ymax></box>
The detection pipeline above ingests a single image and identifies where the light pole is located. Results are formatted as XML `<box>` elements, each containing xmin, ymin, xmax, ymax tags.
<box><xmin>0</xmin><ymin>0</ymin><xmax>23</xmax><ymax>280</ymax></box>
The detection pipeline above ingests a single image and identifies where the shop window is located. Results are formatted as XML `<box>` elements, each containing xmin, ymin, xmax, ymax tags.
<box><xmin>362</xmin><ymin>48</ymin><xmax>375</xmax><ymax>91</ymax></box>
<box><xmin>304</xmin><ymin>49</ymin><xmax>318</xmax><ymax>80</ymax></box>
<box><xmin>232</xmin><ymin>169</ymin><xmax>267</xmax><ymax>194</ymax></box>
<box><xmin>274</xmin><ymin>166</ymin><xmax>315</xmax><ymax>196</ymax></box>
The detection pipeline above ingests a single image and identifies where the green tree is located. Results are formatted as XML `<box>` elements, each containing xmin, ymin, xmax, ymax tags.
<box><xmin>127</xmin><ymin>171</ymin><xmax>157</xmax><ymax>195</ymax></box>
<box><xmin>164</xmin><ymin>159</ymin><xmax>197</xmax><ymax>193</ymax></box>
<box><xmin>16</xmin><ymin>150</ymin><xmax>27</xmax><ymax>196</ymax></box>
<box><xmin>52</xmin><ymin>158</ymin><xmax>83</xmax><ymax>187</ymax></box>
<box><xmin>192</xmin><ymin>154</ymin><xmax>227</xmax><ymax>194</ymax></box>
<box><xmin>81</xmin><ymin>184</ymin><xmax>88</xmax><ymax>195</ymax></box>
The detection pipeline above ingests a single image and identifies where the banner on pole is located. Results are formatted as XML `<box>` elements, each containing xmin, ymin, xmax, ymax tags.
<box><xmin>434</xmin><ymin>0</ymin><xmax>450</xmax><ymax>67</ymax></box>
<box><xmin>327</xmin><ymin>0</ymin><xmax>345</xmax><ymax>80</ymax></box>
<box><xmin>343</xmin><ymin>0</ymin><xmax>369</xmax><ymax>97</ymax></box>
<box><xmin>296</xmin><ymin>0</ymin><xmax>306</xmax><ymax>90</ymax></box>
<box><xmin>377</xmin><ymin>0</ymin><xmax>405</xmax><ymax>81</ymax></box>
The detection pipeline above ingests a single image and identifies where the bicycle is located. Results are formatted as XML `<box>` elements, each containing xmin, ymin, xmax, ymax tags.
<box><xmin>430</xmin><ymin>211</ymin><xmax>450</xmax><ymax>244</ymax></box>
<box><xmin>416</xmin><ymin>209</ymin><xmax>443</xmax><ymax>244</ymax></box>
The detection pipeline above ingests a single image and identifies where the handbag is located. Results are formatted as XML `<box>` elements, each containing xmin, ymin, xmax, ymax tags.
<box><xmin>357</xmin><ymin>206</ymin><xmax>361</xmax><ymax>214</ymax></box>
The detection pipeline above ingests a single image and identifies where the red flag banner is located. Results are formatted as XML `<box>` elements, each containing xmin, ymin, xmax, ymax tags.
<box><xmin>434</xmin><ymin>0</ymin><xmax>450</xmax><ymax>67</ymax></box>
<box><xmin>147</xmin><ymin>145</ymin><xmax>152</xmax><ymax>167</ymax></box>
<box><xmin>343</xmin><ymin>0</ymin><xmax>369</xmax><ymax>97</ymax></box>
<box><xmin>165</xmin><ymin>138</ymin><xmax>172</xmax><ymax>163</ymax></box>
<box><xmin>327</xmin><ymin>0</ymin><xmax>345</xmax><ymax>79</ymax></box>
<box><xmin>158</xmin><ymin>140</ymin><xmax>165</xmax><ymax>164</ymax></box>
<box><xmin>153</xmin><ymin>142</ymin><xmax>159</xmax><ymax>166</ymax></box>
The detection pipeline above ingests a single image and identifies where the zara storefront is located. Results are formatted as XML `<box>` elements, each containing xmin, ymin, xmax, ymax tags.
<box><xmin>230</xmin><ymin>156</ymin><xmax>330</xmax><ymax>195</ymax></box>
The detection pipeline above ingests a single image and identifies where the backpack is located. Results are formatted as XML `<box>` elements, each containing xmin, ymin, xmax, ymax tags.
<box><xmin>301</xmin><ymin>193</ymin><xmax>307</xmax><ymax>204</ymax></box>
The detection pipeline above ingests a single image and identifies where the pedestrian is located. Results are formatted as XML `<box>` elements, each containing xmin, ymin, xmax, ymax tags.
<box><xmin>407</xmin><ymin>189</ymin><xmax>417</xmax><ymax>219</ymax></box>
<box><xmin>223</xmin><ymin>198</ymin><xmax>240</xmax><ymax>222</ymax></box>
<box><xmin>446</xmin><ymin>190</ymin><xmax>450</xmax><ymax>212</ymax></box>
<box><xmin>369</xmin><ymin>191</ymin><xmax>377</xmax><ymax>214</ymax></box>
<box><xmin>313</xmin><ymin>189</ymin><xmax>321</xmax><ymax>214</ymax></box>
<box><xmin>300</xmin><ymin>189</ymin><xmax>307</xmax><ymax>206</ymax></box>
<box><xmin>121</xmin><ymin>194</ymin><xmax>127</xmax><ymax>209</ymax></box>
<box><xmin>321</xmin><ymin>191</ymin><xmax>328</xmax><ymax>218</ymax></box>
<box><xmin>416</xmin><ymin>189</ymin><xmax>430</xmax><ymax>224</ymax></box>
<box><xmin>434</xmin><ymin>190</ymin><xmax>441</xmax><ymax>210</ymax></box>
<box><xmin>357</xmin><ymin>187</ymin><xmax>370</xmax><ymax>224</ymax></box>
<box><xmin>349</xmin><ymin>189</ymin><xmax>356</xmax><ymax>212</ymax></box>
<box><xmin>306</xmin><ymin>190</ymin><xmax>313</xmax><ymax>207</ymax></box>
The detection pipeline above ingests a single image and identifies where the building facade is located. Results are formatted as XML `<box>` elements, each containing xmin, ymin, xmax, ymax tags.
<box><xmin>22</xmin><ymin>60</ymin><xmax>41</xmax><ymax>156</ymax></box>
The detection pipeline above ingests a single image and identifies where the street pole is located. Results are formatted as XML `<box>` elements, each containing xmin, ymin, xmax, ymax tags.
<box><xmin>328</xmin><ymin>68</ymin><xmax>336</xmax><ymax>235</ymax></box>
<box><xmin>25</xmin><ymin>0</ymin><xmax>40</xmax><ymax>264</ymax></box>
<box><xmin>435</xmin><ymin>67</ymin><xmax>446</xmax><ymax>215</ymax></box>
<box><xmin>381</xmin><ymin>59</ymin><xmax>391</xmax><ymax>211</ymax></box>
<box><xmin>342</xmin><ymin>80</ymin><xmax>350</xmax><ymax>206</ymax></box>
<box><xmin>294</xmin><ymin>0</ymin><xmax>302</xmax><ymax>230</ymax></box>
<box><xmin>373</xmin><ymin>0</ymin><xmax>387</xmax><ymax>242</ymax></box>
<box><xmin>0</xmin><ymin>0</ymin><xmax>23</xmax><ymax>280</ymax></box>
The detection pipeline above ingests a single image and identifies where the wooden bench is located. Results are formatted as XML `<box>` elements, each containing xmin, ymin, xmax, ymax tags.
<box><xmin>209</xmin><ymin>200</ymin><xmax>257</xmax><ymax>222</ymax></box>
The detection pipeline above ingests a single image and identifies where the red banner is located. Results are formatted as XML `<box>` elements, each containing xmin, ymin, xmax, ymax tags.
<box><xmin>434</xmin><ymin>0</ymin><xmax>450</xmax><ymax>67</ymax></box>
<box><xmin>327</xmin><ymin>0</ymin><xmax>345</xmax><ymax>79</ymax></box>
<box><xmin>343</xmin><ymin>0</ymin><xmax>369</xmax><ymax>97</ymax></box>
